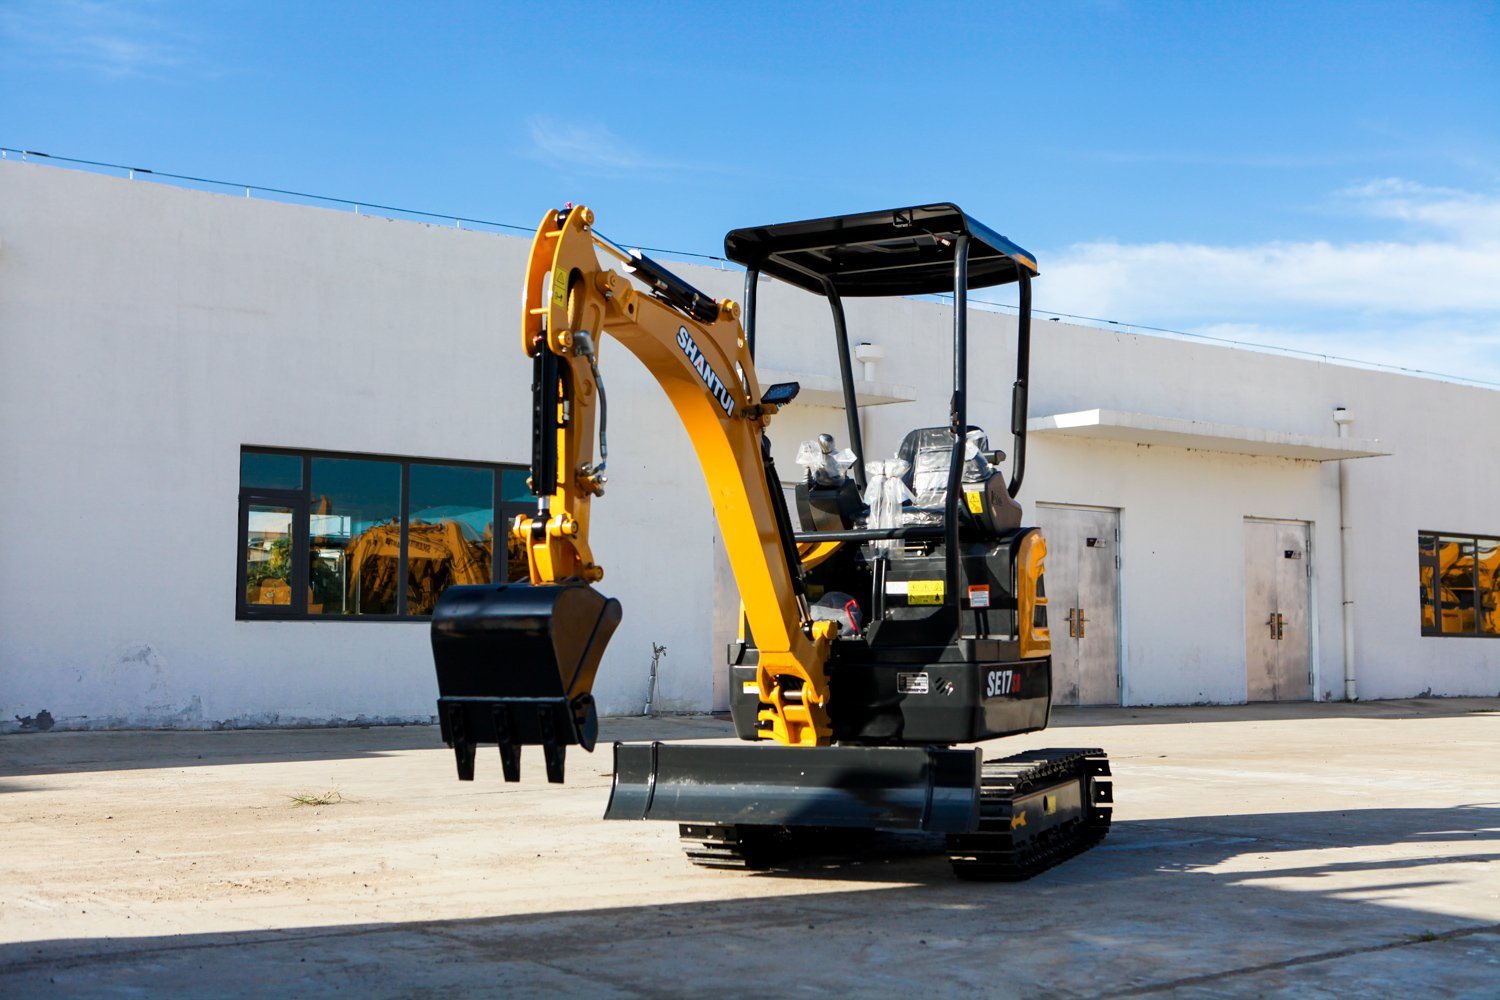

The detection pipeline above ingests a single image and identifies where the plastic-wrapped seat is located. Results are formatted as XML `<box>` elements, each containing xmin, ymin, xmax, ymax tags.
<box><xmin>894</xmin><ymin>426</ymin><xmax>1022</xmax><ymax>535</ymax></box>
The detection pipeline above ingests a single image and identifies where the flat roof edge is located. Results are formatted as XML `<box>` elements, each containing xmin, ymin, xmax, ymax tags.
<box><xmin>1028</xmin><ymin>409</ymin><xmax>1391</xmax><ymax>461</ymax></box>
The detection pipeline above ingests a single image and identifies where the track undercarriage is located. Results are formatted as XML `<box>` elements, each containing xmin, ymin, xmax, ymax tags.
<box><xmin>672</xmin><ymin>748</ymin><xmax>1112</xmax><ymax>880</ymax></box>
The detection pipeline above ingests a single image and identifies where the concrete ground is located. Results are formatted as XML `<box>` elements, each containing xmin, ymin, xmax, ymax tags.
<box><xmin>1</xmin><ymin>701</ymin><xmax>1497</xmax><ymax>998</ymax></box>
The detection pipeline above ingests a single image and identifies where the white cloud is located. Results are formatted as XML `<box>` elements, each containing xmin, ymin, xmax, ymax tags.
<box><xmin>0</xmin><ymin>0</ymin><xmax>195</xmax><ymax>79</ymax></box>
<box><xmin>1036</xmin><ymin>179</ymin><xmax>1500</xmax><ymax>384</ymax></box>
<box><xmin>1041</xmin><ymin>237</ymin><xmax>1500</xmax><ymax>316</ymax></box>
<box><xmin>525</xmin><ymin>117</ymin><xmax>701</xmax><ymax>177</ymax></box>
<box><xmin>1338</xmin><ymin>178</ymin><xmax>1500</xmax><ymax>243</ymax></box>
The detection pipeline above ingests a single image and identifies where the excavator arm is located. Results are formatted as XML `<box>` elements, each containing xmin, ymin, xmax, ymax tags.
<box><xmin>432</xmin><ymin>206</ymin><xmax>837</xmax><ymax>784</ymax></box>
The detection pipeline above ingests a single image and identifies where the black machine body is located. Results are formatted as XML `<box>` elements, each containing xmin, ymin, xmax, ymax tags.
<box><xmin>731</xmin><ymin>497</ymin><xmax>1051</xmax><ymax>747</ymax></box>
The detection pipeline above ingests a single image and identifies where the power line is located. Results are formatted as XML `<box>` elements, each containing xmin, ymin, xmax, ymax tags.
<box><xmin>0</xmin><ymin>146</ymin><xmax>728</xmax><ymax>262</ymax></box>
<box><xmin>4</xmin><ymin>145</ymin><xmax>1496</xmax><ymax>390</ymax></box>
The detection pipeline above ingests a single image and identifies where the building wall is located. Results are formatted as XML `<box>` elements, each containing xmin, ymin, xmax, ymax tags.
<box><xmin>1</xmin><ymin>161</ymin><xmax>1495</xmax><ymax>730</ymax></box>
<box><xmin>0</xmin><ymin>162</ymin><xmax>715</xmax><ymax>728</ymax></box>
<box><xmin>682</xmin><ymin>259</ymin><xmax>1500</xmax><ymax>704</ymax></box>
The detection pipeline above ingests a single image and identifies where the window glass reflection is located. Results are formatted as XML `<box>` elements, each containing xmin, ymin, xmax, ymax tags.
<box><xmin>406</xmin><ymin>464</ymin><xmax>494</xmax><ymax>615</ymax></box>
<box><xmin>1479</xmin><ymin>539</ymin><xmax>1499</xmax><ymax>636</ymax></box>
<box><xmin>499</xmin><ymin>470</ymin><xmax>536</xmax><ymax>584</ymax></box>
<box><xmin>245</xmin><ymin>505</ymin><xmax>294</xmax><ymax>606</ymax></box>
<box><xmin>241</xmin><ymin>452</ymin><xmax>303</xmax><ymax>490</ymax></box>
<box><xmin>309</xmin><ymin>458</ymin><xmax>401</xmax><ymax>615</ymax></box>
<box><xmin>1437</xmin><ymin>536</ymin><xmax>1477</xmax><ymax>635</ymax></box>
<box><xmin>501</xmin><ymin>468</ymin><xmax>533</xmax><ymax>504</ymax></box>
<box><xmin>506</xmin><ymin>523</ymin><xmax>530</xmax><ymax>583</ymax></box>
<box><xmin>1418</xmin><ymin>534</ymin><xmax>1438</xmax><ymax>631</ymax></box>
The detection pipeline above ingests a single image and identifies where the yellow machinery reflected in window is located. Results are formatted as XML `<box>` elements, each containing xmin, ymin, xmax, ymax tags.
<box><xmin>1480</xmin><ymin>539</ymin><xmax>1499</xmax><ymax>636</ymax></box>
<box><xmin>1418</xmin><ymin>534</ymin><xmax>1438</xmax><ymax>630</ymax></box>
<box><xmin>405</xmin><ymin>463</ymin><xmax>495</xmax><ymax>616</ymax></box>
<box><xmin>309</xmin><ymin>458</ymin><xmax>402</xmax><ymax>616</ymax></box>
<box><xmin>239</xmin><ymin>448</ymin><xmax>525</xmax><ymax>619</ymax></box>
<box><xmin>507</xmin><ymin>524</ymin><xmax>529</xmax><ymax>584</ymax></box>
<box><xmin>1438</xmin><ymin>536</ymin><xmax>1478</xmax><ymax>634</ymax></box>
<box><xmin>1420</xmin><ymin>532</ymin><xmax>1499</xmax><ymax>638</ymax></box>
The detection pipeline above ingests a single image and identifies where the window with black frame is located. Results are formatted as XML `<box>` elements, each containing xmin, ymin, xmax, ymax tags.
<box><xmin>1418</xmin><ymin>532</ymin><xmax>1499</xmax><ymax>637</ymax></box>
<box><xmin>238</xmin><ymin>448</ymin><xmax>531</xmax><ymax>620</ymax></box>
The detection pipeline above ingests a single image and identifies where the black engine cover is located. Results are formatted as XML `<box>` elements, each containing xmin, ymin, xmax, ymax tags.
<box><xmin>729</xmin><ymin>640</ymin><xmax>1051</xmax><ymax>745</ymax></box>
<box><xmin>732</xmin><ymin>524</ymin><xmax>1050</xmax><ymax>746</ymax></box>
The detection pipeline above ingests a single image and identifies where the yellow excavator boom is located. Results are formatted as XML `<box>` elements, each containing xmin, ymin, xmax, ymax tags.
<box><xmin>510</xmin><ymin>205</ymin><xmax>835</xmax><ymax>746</ymax></box>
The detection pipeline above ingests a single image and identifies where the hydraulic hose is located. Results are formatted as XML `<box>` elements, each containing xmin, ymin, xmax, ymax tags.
<box><xmin>574</xmin><ymin>331</ymin><xmax>608</xmax><ymax>477</ymax></box>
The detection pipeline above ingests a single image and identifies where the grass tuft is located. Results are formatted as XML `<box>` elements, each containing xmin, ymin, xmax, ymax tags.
<box><xmin>289</xmin><ymin>789</ymin><xmax>344</xmax><ymax>807</ymax></box>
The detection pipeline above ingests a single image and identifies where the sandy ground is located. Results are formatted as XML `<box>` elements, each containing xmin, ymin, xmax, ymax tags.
<box><xmin>1</xmin><ymin>700</ymin><xmax>1497</xmax><ymax>997</ymax></box>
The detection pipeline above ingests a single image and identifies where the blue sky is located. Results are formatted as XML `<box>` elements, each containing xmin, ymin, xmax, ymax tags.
<box><xmin>3</xmin><ymin>1</ymin><xmax>1498</xmax><ymax>382</ymax></box>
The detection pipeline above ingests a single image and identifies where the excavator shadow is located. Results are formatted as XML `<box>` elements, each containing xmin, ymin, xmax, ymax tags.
<box><xmin>727</xmin><ymin>800</ymin><xmax>1500</xmax><ymax>886</ymax></box>
<box><xmin>3</xmin><ymin>805</ymin><xmax>1497</xmax><ymax>997</ymax></box>
<box><xmin>701</xmin><ymin>827</ymin><xmax>952</xmax><ymax>880</ymax></box>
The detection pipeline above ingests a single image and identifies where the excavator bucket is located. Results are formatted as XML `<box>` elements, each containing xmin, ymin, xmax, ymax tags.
<box><xmin>432</xmin><ymin>580</ymin><xmax>621</xmax><ymax>784</ymax></box>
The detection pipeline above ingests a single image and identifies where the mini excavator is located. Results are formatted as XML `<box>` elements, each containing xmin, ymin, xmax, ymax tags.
<box><xmin>431</xmin><ymin>203</ymin><xmax>1112</xmax><ymax>879</ymax></box>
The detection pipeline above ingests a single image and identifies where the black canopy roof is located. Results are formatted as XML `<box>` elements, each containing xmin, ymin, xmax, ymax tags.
<box><xmin>724</xmin><ymin>203</ymin><xmax>1038</xmax><ymax>298</ymax></box>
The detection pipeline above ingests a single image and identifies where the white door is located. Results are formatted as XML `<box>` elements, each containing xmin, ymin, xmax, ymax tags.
<box><xmin>1243</xmin><ymin>519</ymin><xmax>1312</xmax><ymax>702</ymax></box>
<box><xmin>1036</xmin><ymin>505</ymin><xmax>1122</xmax><ymax>706</ymax></box>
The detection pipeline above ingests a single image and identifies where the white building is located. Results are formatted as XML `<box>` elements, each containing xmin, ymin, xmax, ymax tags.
<box><xmin>2</xmin><ymin>160</ymin><xmax>1496</xmax><ymax>732</ymax></box>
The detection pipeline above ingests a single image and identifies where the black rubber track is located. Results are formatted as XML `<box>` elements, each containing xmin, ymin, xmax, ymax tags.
<box><xmin>945</xmin><ymin>747</ymin><xmax>1113</xmax><ymax>881</ymax></box>
<box><xmin>677</xmin><ymin>822</ymin><xmax>800</xmax><ymax>870</ymax></box>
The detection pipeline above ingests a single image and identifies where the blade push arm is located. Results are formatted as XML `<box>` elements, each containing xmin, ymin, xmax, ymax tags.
<box><xmin>515</xmin><ymin>206</ymin><xmax>835</xmax><ymax>746</ymax></box>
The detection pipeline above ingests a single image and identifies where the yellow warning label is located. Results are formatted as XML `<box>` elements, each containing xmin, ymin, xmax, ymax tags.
<box><xmin>551</xmin><ymin>267</ymin><xmax>568</xmax><ymax>308</ymax></box>
<box><xmin>965</xmin><ymin>490</ymin><xmax>984</xmax><ymax>514</ymax></box>
<box><xmin>742</xmin><ymin>681</ymin><xmax>759</xmax><ymax>694</ymax></box>
<box><xmin>908</xmin><ymin>580</ymin><xmax>945</xmax><ymax>605</ymax></box>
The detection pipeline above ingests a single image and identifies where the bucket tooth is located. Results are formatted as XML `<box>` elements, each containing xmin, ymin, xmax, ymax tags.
<box><xmin>494</xmin><ymin>706</ymin><xmax>521</xmax><ymax>782</ymax></box>
<box><xmin>454</xmin><ymin>741</ymin><xmax>476</xmax><ymax>782</ymax></box>
<box><xmin>500</xmin><ymin>743</ymin><xmax>521</xmax><ymax>782</ymax></box>
<box><xmin>446</xmin><ymin>703</ymin><xmax>476</xmax><ymax>781</ymax></box>
<box><xmin>543</xmin><ymin>744</ymin><xmax>567</xmax><ymax>784</ymax></box>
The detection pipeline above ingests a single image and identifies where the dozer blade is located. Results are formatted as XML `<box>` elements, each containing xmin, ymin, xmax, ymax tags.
<box><xmin>431</xmin><ymin>580</ymin><xmax>621</xmax><ymax>784</ymax></box>
<box><xmin>605</xmin><ymin>742</ymin><xmax>983</xmax><ymax>833</ymax></box>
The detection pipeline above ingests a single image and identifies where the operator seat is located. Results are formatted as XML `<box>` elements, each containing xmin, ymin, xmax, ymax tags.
<box><xmin>896</xmin><ymin>426</ymin><xmax>1023</xmax><ymax>534</ymax></box>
